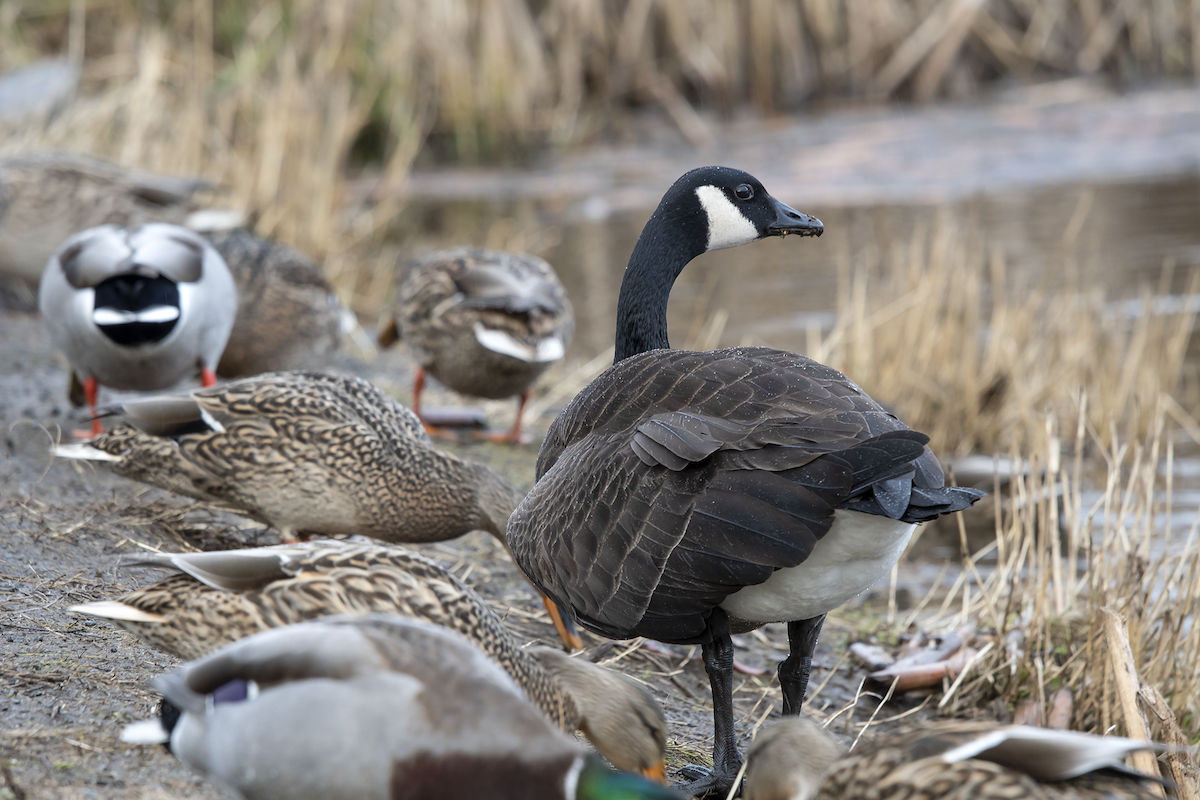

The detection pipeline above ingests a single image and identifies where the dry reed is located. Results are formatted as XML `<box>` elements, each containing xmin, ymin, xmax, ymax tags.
<box><xmin>2</xmin><ymin>0</ymin><xmax>1197</xmax><ymax>295</ymax></box>
<box><xmin>807</xmin><ymin>215</ymin><xmax>1198</xmax><ymax>455</ymax></box>
<box><xmin>882</xmin><ymin>400</ymin><xmax>1200</xmax><ymax>764</ymax></box>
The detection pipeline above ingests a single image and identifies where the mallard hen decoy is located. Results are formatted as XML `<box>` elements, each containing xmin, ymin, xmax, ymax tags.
<box><xmin>53</xmin><ymin>371</ymin><xmax>583</xmax><ymax>650</ymax></box>
<box><xmin>38</xmin><ymin>223</ymin><xmax>237</xmax><ymax>436</ymax></box>
<box><xmin>70</xmin><ymin>540</ymin><xmax>666</xmax><ymax>779</ymax></box>
<box><xmin>0</xmin><ymin>151</ymin><xmax>216</xmax><ymax>287</ymax></box>
<box><xmin>506</xmin><ymin>166</ymin><xmax>985</xmax><ymax>796</ymax></box>
<box><xmin>380</xmin><ymin>247</ymin><xmax>574</xmax><ymax>443</ymax></box>
<box><xmin>204</xmin><ymin>230</ymin><xmax>344</xmax><ymax>378</ymax></box>
<box><xmin>744</xmin><ymin>716</ymin><xmax>1164</xmax><ymax>800</ymax></box>
<box><xmin>125</xmin><ymin>615</ymin><xmax>680</xmax><ymax>800</ymax></box>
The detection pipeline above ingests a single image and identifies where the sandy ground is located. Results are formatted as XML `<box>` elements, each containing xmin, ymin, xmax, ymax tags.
<box><xmin>0</xmin><ymin>308</ymin><xmax>942</xmax><ymax>799</ymax></box>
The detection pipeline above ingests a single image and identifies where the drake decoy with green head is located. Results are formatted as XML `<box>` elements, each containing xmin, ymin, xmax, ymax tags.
<box><xmin>38</xmin><ymin>222</ymin><xmax>237</xmax><ymax>436</ymax></box>
<box><xmin>126</xmin><ymin>615</ymin><xmax>680</xmax><ymax>800</ymax></box>
<box><xmin>744</xmin><ymin>716</ymin><xmax>1165</xmax><ymax>800</ymax></box>
<box><xmin>70</xmin><ymin>540</ymin><xmax>666</xmax><ymax>779</ymax></box>
<box><xmin>505</xmin><ymin>166</ymin><xmax>985</xmax><ymax>796</ymax></box>
<box><xmin>204</xmin><ymin>229</ymin><xmax>344</xmax><ymax>378</ymax></box>
<box><xmin>0</xmin><ymin>151</ymin><xmax>215</xmax><ymax>288</ymax></box>
<box><xmin>53</xmin><ymin>371</ymin><xmax>583</xmax><ymax>650</ymax></box>
<box><xmin>380</xmin><ymin>247</ymin><xmax>574</xmax><ymax>444</ymax></box>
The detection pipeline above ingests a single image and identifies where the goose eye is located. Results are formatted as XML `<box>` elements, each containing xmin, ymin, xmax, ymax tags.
<box><xmin>734</xmin><ymin>184</ymin><xmax>754</xmax><ymax>200</ymax></box>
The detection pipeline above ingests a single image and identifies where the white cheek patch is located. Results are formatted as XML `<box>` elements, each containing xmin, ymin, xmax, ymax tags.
<box><xmin>695</xmin><ymin>185</ymin><xmax>759</xmax><ymax>252</ymax></box>
<box><xmin>93</xmin><ymin>305</ymin><xmax>180</xmax><ymax>326</ymax></box>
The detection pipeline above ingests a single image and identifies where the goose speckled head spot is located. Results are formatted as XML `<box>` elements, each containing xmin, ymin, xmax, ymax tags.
<box><xmin>744</xmin><ymin>717</ymin><xmax>1165</xmax><ymax>800</ymax></box>
<box><xmin>203</xmin><ymin>230</ymin><xmax>344</xmax><ymax>378</ymax></box>
<box><xmin>505</xmin><ymin>166</ymin><xmax>985</xmax><ymax>796</ymax></box>
<box><xmin>129</xmin><ymin>615</ymin><xmax>682</xmax><ymax>800</ymax></box>
<box><xmin>0</xmin><ymin>151</ymin><xmax>217</xmax><ymax>287</ymax></box>
<box><xmin>69</xmin><ymin>540</ymin><xmax>668</xmax><ymax>780</ymax></box>
<box><xmin>38</xmin><ymin>222</ymin><xmax>237</xmax><ymax>436</ymax></box>
<box><xmin>380</xmin><ymin>246</ymin><xmax>574</xmax><ymax>444</ymax></box>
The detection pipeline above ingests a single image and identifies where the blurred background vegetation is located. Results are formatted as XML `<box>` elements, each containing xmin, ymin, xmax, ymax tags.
<box><xmin>2</xmin><ymin>0</ymin><xmax>1196</xmax><ymax>261</ymax></box>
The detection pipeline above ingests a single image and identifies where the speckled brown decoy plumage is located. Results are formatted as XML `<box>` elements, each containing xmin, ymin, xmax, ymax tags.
<box><xmin>204</xmin><ymin>230</ymin><xmax>343</xmax><ymax>378</ymax></box>
<box><xmin>0</xmin><ymin>151</ymin><xmax>214</xmax><ymax>287</ymax></box>
<box><xmin>54</xmin><ymin>371</ymin><xmax>522</xmax><ymax>544</ymax></box>
<box><xmin>380</xmin><ymin>246</ymin><xmax>574</xmax><ymax>443</ymax></box>
<box><xmin>744</xmin><ymin>716</ymin><xmax>1165</xmax><ymax>800</ymax></box>
<box><xmin>70</xmin><ymin>540</ymin><xmax>668</xmax><ymax>779</ymax></box>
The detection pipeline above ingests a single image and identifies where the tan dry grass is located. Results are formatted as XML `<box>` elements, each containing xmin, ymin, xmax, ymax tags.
<box><xmin>806</xmin><ymin>216</ymin><xmax>1198</xmax><ymax>455</ymax></box>
<box><xmin>3</xmin><ymin>0</ymin><xmax>1199</xmax><ymax>304</ymax></box>
<box><xmin>890</xmin><ymin>403</ymin><xmax>1200</xmax><ymax>775</ymax></box>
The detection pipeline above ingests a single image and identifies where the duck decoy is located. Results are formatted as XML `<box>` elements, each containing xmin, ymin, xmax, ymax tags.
<box><xmin>69</xmin><ymin>540</ymin><xmax>666</xmax><ymax>779</ymax></box>
<box><xmin>505</xmin><ymin>166</ymin><xmax>985</xmax><ymax>796</ymax></box>
<box><xmin>743</xmin><ymin>716</ymin><xmax>1165</xmax><ymax>800</ymax></box>
<box><xmin>123</xmin><ymin>615</ymin><xmax>680</xmax><ymax>800</ymax></box>
<box><xmin>38</xmin><ymin>222</ymin><xmax>237</xmax><ymax>436</ymax></box>
<box><xmin>379</xmin><ymin>247</ymin><xmax>574</xmax><ymax>444</ymax></box>
<box><xmin>203</xmin><ymin>229</ymin><xmax>344</xmax><ymax>378</ymax></box>
<box><xmin>0</xmin><ymin>151</ymin><xmax>217</xmax><ymax>287</ymax></box>
<box><xmin>53</xmin><ymin>371</ymin><xmax>583</xmax><ymax>651</ymax></box>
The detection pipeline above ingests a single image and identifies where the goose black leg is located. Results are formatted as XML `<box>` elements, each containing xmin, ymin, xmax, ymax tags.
<box><xmin>677</xmin><ymin>609</ymin><xmax>742</xmax><ymax>798</ymax></box>
<box><xmin>778</xmin><ymin>614</ymin><xmax>826</xmax><ymax>715</ymax></box>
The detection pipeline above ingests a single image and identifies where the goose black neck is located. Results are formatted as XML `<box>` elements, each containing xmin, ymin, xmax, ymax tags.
<box><xmin>613</xmin><ymin>195</ymin><xmax>708</xmax><ymax>363</ymax></box>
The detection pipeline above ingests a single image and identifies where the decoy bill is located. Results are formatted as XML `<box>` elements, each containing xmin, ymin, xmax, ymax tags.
<box><xmin>506</xmin><ymin>166</ymin><xmax>985</xmax><ymax>796</ymax></box>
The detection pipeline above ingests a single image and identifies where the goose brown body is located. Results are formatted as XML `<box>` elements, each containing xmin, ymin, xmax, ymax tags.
<box><xmin>73</xmin><ymin>541</ymin><xmax>667</xmax><ymax>777</ymax></box>
<box><xmin>205</xmin><ymin>230</ymin><xmax>343</xmax><ymax>378</ymax></box>
<box><xmin>505</xmin><ymin>166</ymin><xmax>984</xmax><ymax>796</ymax></box>
<box><xmin>55</xmin><ymin>371</ymin><xmax>522</xmax><ymax>543</ymax></box>
<box><xmin>745</xmin><ymin>717</ymin><xmax>1164</xmax><ymax>800</ymax></box>
<box><xmin>512</xmin><ymin>346</ymin><xmax>959</xmax><ymax>643</ymax></box>
<box><xmin>0</xmin><ymin>151</ymin><xmax>213</xmax><ymax>287</ymax></box>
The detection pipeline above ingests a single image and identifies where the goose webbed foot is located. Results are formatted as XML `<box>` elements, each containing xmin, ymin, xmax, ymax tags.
<box><xmin>675</xmin><ymin>763</ymin><xmax>743</xmax><ymax>799</ymax></box>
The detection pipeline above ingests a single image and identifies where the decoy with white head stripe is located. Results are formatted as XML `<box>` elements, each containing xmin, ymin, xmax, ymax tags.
<box><xmin>129</xmin><ymin>615</ymin><xmax>680</xmax><ymax>800</ymax></box>
<box><xmin>38</xmin><ymin>222</ymin><xmax>236</xmax><ymax>436</ymax></box>
<box><xmin>505</xmin><ymin>166</ymin><xmax>985</xmax><ymax>797</ymax></box>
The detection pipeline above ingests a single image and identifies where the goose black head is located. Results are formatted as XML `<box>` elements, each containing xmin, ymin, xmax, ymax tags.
<box><xmin>615</xmin><ymin>166</ymin><xmax>823</xmax><ymax>361</ymax></box>
<box><xmin>686</xmin><ymin>166</ymin><xmax>823</xmax><ymax>251</ymax></box>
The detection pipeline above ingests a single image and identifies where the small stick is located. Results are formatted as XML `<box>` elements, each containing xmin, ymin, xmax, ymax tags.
<box><xmin>1100</xmin><ymin>607</ymin><xmax>1164</xmax><ymax>795</ymax></box>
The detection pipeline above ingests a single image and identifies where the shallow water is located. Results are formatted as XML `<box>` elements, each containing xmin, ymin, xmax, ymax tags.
<box><xmin>398</xmin><ymin>175</ymin><xmax>1200</xmax><ymax>363</ymax></box>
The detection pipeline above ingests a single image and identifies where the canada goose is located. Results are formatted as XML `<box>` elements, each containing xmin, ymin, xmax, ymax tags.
<box><xmin>204</xmin><ymin>229</ymin><xmax>343</xmax><ymax>378</ymax></box>
<box><xmin>380</xmin><ymin>247</ymin><xmax>574</xmax><ymax>443</ymax></box>
<box><xmin>38</xmin><ymin>223</ymin><xmax>237</xmax><ymax>436</ymax></box>
<box><xmin>0</xmin><ymin>151</ymin><xmax>215</xmax><ymax>288</ymax></box>
<box><xmin>70</xmin><ymin>541</ymin><xmax>666</xmax><ymax>778</ymax></box>
<box><xmin>743</xmin><ymin>716</ymin><xmax>1164</xmax><ymax>800</ymax></box>
<box><xmin>506</xmin><ymin>166</ymin><xmax>984</xmax><ymax>796</ymax></box>
<box><xmin>53</xmin><ymin>371</ymin><xmax>583</xmax><ymax>651</ymax></box>
<box><xmin>124</xmin><ymin>615</ymin><xmax>680</xmax><ymax>800</ymax></box>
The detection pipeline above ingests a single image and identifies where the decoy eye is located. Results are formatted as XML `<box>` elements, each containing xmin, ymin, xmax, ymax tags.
<box><xmin>734</xmin><ymin>184</ymin><xmax>754</xmax><ymax>200</ymax></box>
